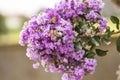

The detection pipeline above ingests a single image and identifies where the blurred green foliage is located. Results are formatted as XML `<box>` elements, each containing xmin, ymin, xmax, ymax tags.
<box><xmin>0</xmin><ymin>14</ymin><xmax>7</xmax><ymax>34</ymax></box>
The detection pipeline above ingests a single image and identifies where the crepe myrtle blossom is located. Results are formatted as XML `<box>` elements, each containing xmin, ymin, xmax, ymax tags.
<box><xmin>55</xmin><ymin>0</ymin><xmax>107</xmax><ymax>33</ymax></box>
<box><xmin>98</xmin><ymin>17</ymin><xmax>108</xmax><ymax>33</ymax></box>
<box><xmin>61</xmin><ymin>59</ymin><xmax>97</xmax><ymax>80</ymax></box>
<box><xmin>19</xmin><ymin>0</ymin><xmax>111</xmax><ymax>80</ymax></box>
<box><xmin>55</xmin><ymin>0</ymin><xmax>104</xmax><ymax>18</ymax></box>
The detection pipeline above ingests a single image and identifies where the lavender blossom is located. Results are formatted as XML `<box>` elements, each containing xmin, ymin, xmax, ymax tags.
<box><xmin>98</xmin><ymin>17</ymin><xmax>108</xmax><ymax>33</ymax></box>
<box><xmin>33</xmin><ymin>62</ymin><xmax>40</xmax><ymax>69</ymax></box>
<box><xmin>72</xmin><ymin>50</ymin><xmax>85</xmax><ymax>61</ymax></box>
<box><xmin>83</xmin><ymin>58</ymin><xmax>97</xmax><ymax>74</ymax></box>
<box><xmin>19</xmin><ymin>0</ymin><xmax>108</xmax><ymax>80</ymax></box>
<box><xmin>86</xmin><ymin>10</ymin><xmax>100</xmax><ymax>23</ymax></box>
<box><xmin>85</xmin><ymin>0</ymin><xmax>104</xmax><ymax>11</ymax></box>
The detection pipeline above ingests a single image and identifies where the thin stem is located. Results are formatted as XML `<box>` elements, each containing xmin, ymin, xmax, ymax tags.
<box><xmin>96</xmin><ymin>30</ymin><xmax>120</xmax><ymax>36</ymax></box>
<box><xmin>113</xmin><ymin>30</ymin><xmax>120</xmax><ymax>35</ymax></box>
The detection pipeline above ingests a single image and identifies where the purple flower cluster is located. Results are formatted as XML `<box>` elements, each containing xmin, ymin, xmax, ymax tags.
<box><xmin>20</xmin><ymin>8</ymin><xmax>75</xmax><ymax>62</ymax></box>
<box><xmin>55</xmin><ymin>0</ymin><xmax>107</xmax><ymax>33</ymax></box>
<box><xmin>19</xmin><ymin>0</ymin><xmax>107</xmax><ymax>80</ymax></box>
<box><xmin>61</xmin><ymin>58</ymin><xmax>97</xmax><ymax>80</ymax></box>
<box><xmin>55</xmin><ymin>0</ymin><xmax>104</xmax><ymax>17</ymax></box>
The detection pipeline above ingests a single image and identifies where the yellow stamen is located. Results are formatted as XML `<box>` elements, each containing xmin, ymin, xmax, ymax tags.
<box><xmin>35</xmin><ymin>28</ymin><xmax>41</xmax><ymax>32</ymax></box>
<box><xmin>52</xmin><ymin>17</ymin><xmax>57</xmax><ymax>23</ymax></box>
<box><xmin>85</xmin><ymin>2</ymin><xmax>89</xmax><ymax>6</ymax></box>
<box><xmin>53</xmin><ymin>30</ymin><xmax>59</xmax><ymax>37</ymax></box>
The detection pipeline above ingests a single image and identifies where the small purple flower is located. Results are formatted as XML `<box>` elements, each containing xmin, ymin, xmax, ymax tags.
<box><xmin>98</xmin><ymin>17</ymin><xmax>108</xmax><ymax>33</ymax></box>
<box><xmin>55</xmin><ymin>0</ymin><xmax>77</xmax><ymax>20</ymax></box>
<box><xmin>62</xmin><ymin>73</ymin><xmax>76</xmax><ymax>80</ymax></box>
<box><xmin>26</xmin><ymin>47</ymin><xmax>40</xmax><ymax>61</ymax></box>
<box><xmin>33</xmin><ymin>62</ymin><xmax>40</xmax><ymax>69</ymax></box>
<box><xmin>83</xmin><ymin>58</ymin><xmax>97</xmax><ymax>74</ymax></box>
<box><xmin>49</xmin><ymin>64</ymin><xmax>59</xmax><ymax>72</ymax></box>
<box><xmin>76</xmin><ymin>3</ymin><xmax>87</xmax><ymax>15</ymax></box>
<box><xmin>85</xmin><ymin>0</ymin><xmax>104</xmax><ymax>11</ymax></box>
<box><xmin>86</xmin><ymin>10</ymin><xmax>99</xmax><ymax>22</ymax></box>
<box><xmin>74</xmin><ymin>67</ymin><xmax>85</xmax><ymax>80</ymax></box>
<box><xmin>62</xmin><ymin>73</ymin><xmax>69</xmax><ymax>80</ymax></box>
<box><xmin>72</xmin><ymin>50</ymin><xmax>85</xmax><ymax>61</ymax></box>
<box><xmin>19</xmin><ymin>27</ymin><xmax>29</xmax><ymax>46</ymax></box>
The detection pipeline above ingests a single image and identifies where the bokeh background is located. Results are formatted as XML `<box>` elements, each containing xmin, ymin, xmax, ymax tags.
<box><xmin>0</xmin><ymin>0</ymin><xmax>120</xmax><ymax>80</ymax></box>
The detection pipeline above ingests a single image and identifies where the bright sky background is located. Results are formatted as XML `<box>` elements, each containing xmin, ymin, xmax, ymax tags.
<box><xmin>0</xmin><ymin>0</ymin><xmax>60</xmax><ymax>17</ymax></box>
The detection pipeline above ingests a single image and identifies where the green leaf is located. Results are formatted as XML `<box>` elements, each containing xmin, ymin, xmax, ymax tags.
<box><xmin>74</xmin><ymin>42</ymin><xmax>82</xmax><ymax>51</ymax></box>
<box><xmin>110</xmin><ymin>16</ymin><xmax>120</xmax><ymax>30</ymax></box>
<box><xmin>95</xmin><ymin>49</ymin><xmax>108</xmax><ymax>57</ymax></box>
<box><xmin>102</xmin><ymin>38</ymin><xmax>111</xmax><ymax>45</ymax></box>
<box><xmin>116</xmin><ymin>36</ymin><xmax>120</xmax><ymax>52</ymax></box>
<box><xmin>81</xmin><ymin>24</ymin><xmax>89</xmax><ymax>31</ymax></box>
<box><xmin>74</xmin><ymin>26</ymin><xmax>80</xmax><ymax>33</ymax></box>
<box><xmin>85</xmin><ymin>51</ymin><xmax>95</xmax><ymax>58</ymax></box>
<box><xmin>105</xmin><ymin>27</ymin><xmax>112</xmax><ymax>38</ymax></box>
<box><xmin>91</xmin><ymin>36</ymin><xmax>100</xmax><ymax>46</ymax></box>
<box><xmin>79</xmin><ymin>22</ymin><xmax>83</xmax><ymax>28</ymax></box>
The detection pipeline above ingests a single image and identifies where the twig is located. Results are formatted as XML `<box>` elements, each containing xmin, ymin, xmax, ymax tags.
<box><xmin>96</xmin><ymin>30</ymin><xmax>120</xmax><ymax>36</ymax></box>
<box><xmin>113</xmin><ymin>30</ymin><xmax>120</xmax><ymax>35</ymax></box>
